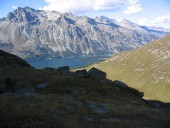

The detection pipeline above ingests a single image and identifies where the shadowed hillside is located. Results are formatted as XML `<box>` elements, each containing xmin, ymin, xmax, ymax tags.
<box><xmin>0</xmin><ymin>49</ymin><xmax>170</xmax><ymax>128</ymax></box>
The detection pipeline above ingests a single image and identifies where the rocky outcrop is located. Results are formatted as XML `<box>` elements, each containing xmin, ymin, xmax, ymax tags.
<box><xmin>75</xmin><ymin>69</ymin><xmax>89</xmax><ymax>78</ymax></box>
<box><xmin>88</xmin><ymin>67</ymin><xmax>106</xmax><ymax>80</ymax></box>
<box><xmin>55</xmin><ymin>66</ymin><xmax>106</xmax><ymax>80</ymax></box>
<box><xmin>4</xmin><ymin>77</ymin><xmax>34</xmax><ymax>93</ymax></box>
<box><xmin>57</xmin><ymin>66</ymin><xmax>70</xmax><ymax>75</ymax></box>
<box><xmin>64</xmin><ymin>87</ymin><xmax>86</xmax><ymax>95</ymax></box>
<box><xmin>112</xmin><ymin>80</ymin><xmax>128</xmax><ymax>89</ymax></box>
<box><xmin>113</xmin><ymin>80</ymin><xmax>144</xmax><ymax>98</ymax></box>
<box><xmin>36</xmin><ymin>83</ymin><xmax>48</xmax><ymax>89</ymax></box>
<box><xmin>5</xmin><ymin>77</ymin><xmax>17</xmax><ymax>93</ymax></box>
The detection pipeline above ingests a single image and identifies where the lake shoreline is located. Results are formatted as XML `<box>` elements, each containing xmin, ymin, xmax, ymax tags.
<box><xmin>27</xmin><ymin>55</ymin><xmax>113</xmax><ymax>69</ymax></box>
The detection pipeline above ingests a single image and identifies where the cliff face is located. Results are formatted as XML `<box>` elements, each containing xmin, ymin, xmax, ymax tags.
<box><xmin>0</xmin><ymin>7</ymin><xmax>160</xmax><ymax>59</ymax></box>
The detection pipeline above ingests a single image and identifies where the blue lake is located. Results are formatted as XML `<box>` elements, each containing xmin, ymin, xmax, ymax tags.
<box><xmin>27</xmin><ymin>56</ymin><xmax>111</xmax><ymax>69</ymax></box>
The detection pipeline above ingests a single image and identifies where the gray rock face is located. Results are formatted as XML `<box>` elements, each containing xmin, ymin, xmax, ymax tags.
<box><xmin>89</xmin><ymin>67</ymin><xmax>106</xmax><ymax>80</ymax></box>
<box><xmin>36</xmin><ymin>83</ymin><xmax>48</xmax><ymax>89</ymax></box>
<box><xmin>64</xmin><ymin>87</ymin><xmax>86</xmax><ymax>95</ymax></box>
<box><xmin>113</xmin><ymin>80</ymin><xmax>144</xmax><ymax>98</ymax></box>
<box><xmin>112</xmin><ymin>80</ymin><xmax>128</xmax><ymax>89</ymax></box>
<box><xmin>57</xmin><ymin>66</ymin><xmax>70</xmax><ymax>75</ymax></box>
<box><xmin>0</xmin><ymin>7</ymin><xmax>161</xmax><ymax>60</ymax></box>
<box><xmin>75</xmin><ymin>69</ymin><xmax>89</xmax><ymax>77</ymax></box>
<box><xmin>4</xmin><ymin>77</ymin><xmax>34</xmax><ymax>93</ymax></box>
<box><xmin>5</xmin><ymin>77</ymin><xmax>18</xmax><ymax>93</ymax></box>
<box><xmin>87</xmin><ymin>102</ymin><xmax>109</xmax><ymax>114</ymax></box>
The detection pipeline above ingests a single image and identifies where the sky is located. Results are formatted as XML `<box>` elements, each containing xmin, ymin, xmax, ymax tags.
<box><xmin>0</xmin><ymin>0</ymin><xmax>170</xmax><ymax>28</ymax></box>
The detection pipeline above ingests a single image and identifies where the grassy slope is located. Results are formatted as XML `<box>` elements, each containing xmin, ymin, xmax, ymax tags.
<box><xmin>0</xmin><ymin>50</ymin><xmax>170</xmax><ymax>127</ymax></box>
<box><xmin>83</xmin><ymin>35</ymin><xmax>170</xmax><ymax>102</ymax></box>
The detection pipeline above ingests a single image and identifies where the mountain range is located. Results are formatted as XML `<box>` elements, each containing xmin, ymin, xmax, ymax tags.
<box><xmin>83</xmin><ymin>35</ymin><xmax>170</xmax><ymax>102</ymax></box>
<box><xmin>0</xmin><ymin>7</ymin><xmax>169</xmax><ymax>60</ymax></box>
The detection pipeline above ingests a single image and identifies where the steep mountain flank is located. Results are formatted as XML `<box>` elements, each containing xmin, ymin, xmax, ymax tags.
<box><xmin>85</xmin><ymin>35</ymin><xmax>170</xmax><ymax>102</ymax></box>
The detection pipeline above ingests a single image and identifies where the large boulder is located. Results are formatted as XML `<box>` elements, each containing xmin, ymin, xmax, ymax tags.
<box><xmin>44</xmin><ymin>67</ymin><xmax>57</xmax><ymax>71</ymax></box>
<box><xmin>88</xmin><ymin>67</ymin><xmax>106</xmax><ymax>80</ymax></box>
<box><xmin>4</xmin><ymin>77</ymin><xmax>34</xmax><ymax>93</ymax></box>
<box><xmin>64</xmin><ymin>87</ymin><xmax>86</xmax><ymax>95</ymax></box>
<box><xmin>36</xmin><ymin>83</ymin><xmax>48</xmax><ymax>89</ymax></box>
<box><xmin>75</xmin><ymin>69</ymin><xmax>89</xmax><ymax>78</ymax></box>
<box><xmin>57</xmin><ymin>66</ymin><xmax>70</xmax><ymax>75</ymax></box>
<box><xmin>112</xmin><ymin>80</ymin><xmax>144</xmax><ymax>98</ymax></box>
<box><xmin>144</xmin><ymin>100</ymin><xmax>170</xmax><ymax>109</ymax></box>
<box><xmin>5</xmin><ymin>78</ymin><xmax>18</xmax><ymax>93</ymax></box>
<box><xmin>112</xmin><ymin>80</ymin><xmax>128</xmax><ymax>89</ymax></box>
<box><xmin>129</xmin><ymin>88</ymin><xmax>144</xmax><ymax>98</ymax></box>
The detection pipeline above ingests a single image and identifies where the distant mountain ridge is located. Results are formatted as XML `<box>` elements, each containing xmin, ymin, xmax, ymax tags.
<box><xmin>0</xmin><ymin>7</ymin><xmax>169</xmax><ymax>59</ymax></box>
<box><xmin>140</xmin><ymin>26</ymin><xmax>170</xmax><ymax>37</ymax></box>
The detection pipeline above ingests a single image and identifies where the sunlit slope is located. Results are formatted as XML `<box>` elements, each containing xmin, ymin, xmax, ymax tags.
<box><xmin>87</xmin><ymin>35</ymin><xmax>170</xmax><ymax>102</ymax></box>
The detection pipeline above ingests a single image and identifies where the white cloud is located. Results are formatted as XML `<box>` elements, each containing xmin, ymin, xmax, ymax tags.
<box><xmin>138</xmin><ymin>18</ymin><xmax>149</xmax><ymax>25</ymax></box>
<box><xmin>41</xmin><ymin>0</ymin><xmax>93</xmax><ymax>13</ymax></box>
<box><xmin>12</xmin><ymin>5</ymin><xmax>17</xmax><ymax>9</ymax></box>
<box><xmin>138</xmin><ymin>18</ymin><xmax>157</xmax><ymax>27</ymax></box>
<box><xmin>155</xmin><ymin>15</ymin><xmax>170</xmax><ymax>24</ymax></box>
<box><xmin>127</xmin><ymin>0</ymin><xmax>139</xmax><ymax>5</ymax></box>
<box><xmin>123</xmin><ymin>4</ymin><xmax>143</xmax><ymax>14</ymax></box>
<box><xmin>93</xmin><ymin>0</ymin><xmax>125</xmax><ymax>11</ymax></box>
<box><xmin>138</xmin><ymin>15</ymin><xmax>170</xmax><ymax>28</ymax></box>
<box><xmin>40</xmin><ymin>0</ymin><xmax>144</xmax><ymax>15</ymax></box>
<box><xmin>41</xmin><ymin>0</ymin><xmax>126</xmax><ymax>13</ymax></box>
<box><xmin>124</xmin><ymin>0</ymin><xmax>143</xmax><ymax>15</ymax></box>
<box><xmin>116</xmin><ymin>18</ymin><xmax>122</xmax><ymax>22</ymax></box>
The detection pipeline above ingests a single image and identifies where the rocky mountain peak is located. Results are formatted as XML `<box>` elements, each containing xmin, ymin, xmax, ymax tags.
<box><xmin>2</xmin><ymin>7</ymin><xmax>40</xmax><ymax>23</ymax></box>
<box><xmin>121</xmin><ymin>19</ymin><xmax>131</xmax><ymax>23</ymax></box>
<box><xmin>95</xmin><ymin>16</ymin><xmax>110</xmax><ymax>22</ymax></box>
<box><xmin>80</xmin><ymin>16</ymin><xmax>96</xmax><ymax>25</ymax></box>
<box><xmin>120</xmin><ymin>19</ymin><xmax>138</xmax><ymax>27</ymax></box>
<box><xmin>13</xmin><ymin>7</ymin><xmax>26</xmax><ymax>21</ymax></box>
<box><xmin>6</xmin><ymin>12</ymin><xmax>17</xmax><ymax>21</ymax></box>
<box><xmin>24</xmin><ymin>6</ymin><xmax>36</xmax><ymax>12</ymax></box>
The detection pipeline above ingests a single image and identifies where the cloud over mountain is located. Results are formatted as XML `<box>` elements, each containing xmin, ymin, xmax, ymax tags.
<box><xmin>123</xmin><ymin>0</ymin><xmax>143</xmax><ymax>14</ymax></box>
<box><xmin>40</xmin><ymin>0</ymin><xmax>127</xmax><ymax>13</ymax></box>
<box><xmin>12</xmin><ymin>5</ymin><xmax>18</xmax><ymax>9</ymax></box>
<box><xmin>138</xmin><ymin>15</ymin><xmax>170</xmax><ymax>28</ymax></box>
